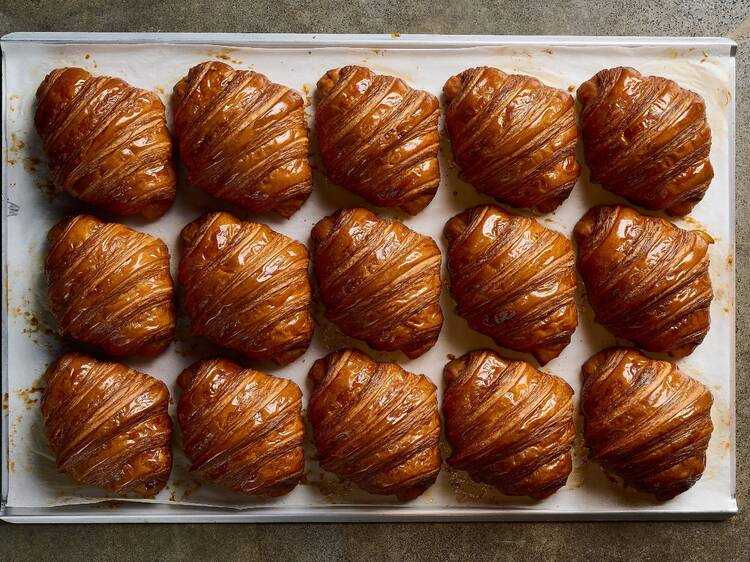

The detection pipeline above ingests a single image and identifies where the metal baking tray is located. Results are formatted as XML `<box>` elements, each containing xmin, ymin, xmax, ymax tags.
<box><xmin>1</xmin><ymin>33</ymin><xmax>737</xmax><ymax>523</ymax></box>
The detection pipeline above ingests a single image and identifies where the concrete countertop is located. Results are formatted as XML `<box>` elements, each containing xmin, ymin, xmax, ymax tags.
<box><xmin>1</xmin><ymin>1</ymin><xmax>748</xmax><ymax>560</ymax></box>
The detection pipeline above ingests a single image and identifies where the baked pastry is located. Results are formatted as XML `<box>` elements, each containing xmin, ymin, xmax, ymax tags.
<box><xmin>315</xmin><ymin>66</ymin><xmax>440</xmax><ymax>214</ymax></box>
<box><xmin>577</xmin><ymin>67</ymin><xmax>713</xmax><ymax>216</ymax></box>
<box><xmin>311</xmin><ymin>207</ymin><xmax>443</xmax><ymax>359</ymax></box>
<box><xmin>177</xmin><ymin>358</ymin><xmax>304</xmax><ymax>496</ymax></box>
<box><xmin>179</xmin><ymin>211</ymin><xmax>313</xmax><ymax>365</ymax></box>
<box><xmin>581</xmin><ymin>347</ymin><xmax>714</xmax><ymax>500</ymax></box>
<box><xmin>444</xmin><ymin>205</ymin><xmax>577</xmax><ymax>364</ymax></box>
<box><xmin>443</xmin><ymin>350</ymin><xmax>575</xmax><ymax>499</ymax></box>
<box><xmin>574</xmin><ymin>205</ymin><xmax>713</xmax><ymax>357</ymax></box>
<box><xmin>45</xmin><ymin>215</ymin><xmax>176</xmax><ymax>357</ymax></box>
<box><xmin>443</xmin><ymin>66</ymin><xmax>580</xmax><ymax>212</ymax></box>
<box><xmin>173</xmin><ymin>61</ymin><xmax>312</xmax><ymax>218</ymax></box>
<box><xmin>40</xmin><ymin>352</ymin><xmax>172</xmax><ymax>496</ymax></box>
<box><xmin>308</xmin><ymin>349</ymin><xmax>442</xmax><ymax>500</ymax></box>
<box><xmin>34</xmin><ymin>67</ymin><xmax>176</xmax><ymax>219</ymax></box>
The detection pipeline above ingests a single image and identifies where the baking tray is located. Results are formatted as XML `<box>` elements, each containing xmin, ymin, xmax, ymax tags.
<box><xmin>0</xmin><ymin>33</ymin><xmax>737</xmax><ymax>523</ymax></box>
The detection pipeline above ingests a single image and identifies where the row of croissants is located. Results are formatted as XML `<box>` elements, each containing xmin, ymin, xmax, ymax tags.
<box><xmin>35</xmin><ymin>62</ymin><xmax>713</xmax><ymax>220</ymax></box>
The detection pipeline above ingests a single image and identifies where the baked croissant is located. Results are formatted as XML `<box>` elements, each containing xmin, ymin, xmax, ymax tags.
<box><xmin>308</xmin><ymin>349</ymin><xmax>442</xmax><ymax>500</ymax></box>
<box><xmin>443</xmin><ymin>67</ymin><xmax>580</xmax><ymax>212</ymax></box>
<box><xmin>179</xmin><ymin>211</ymin><xmax>313</xmax><ymax>365</ymax></box>
<box><xmin>40</xmin><ymin>352</ymin><xmax>172</xmax><ymax>496</ymax></box>
<box><xmin>574</xmin><ymin>205</ymin><xmax>713</xmax><ymax>357</ymax></box>
<box><xmin>34</xmin><ymin>67</ymin><xmax>176</xmax><ymax>219</ymax></box>
<box><xmin>45</xmin><ymin>215</ymin><xmax>176</xmax><ymax>357</ymax></box>
<box><xmin>577</xmin><ymin>67</ymin><xmax>713</xmax><ymax>216</ymax></box>
<box><xmin>316</xmin><ymin>66</ymin><xmax>440</xmax><ymax>214</ymax></box>
<box><xmin>443</xmin><ymin>350</ymin><xmax>575</xmax><ymax>499</ymax></box>
<box><xmin>173</xmin><ymin>61</ymin><xmax>312</xmax><ymax>218</ymax></box>
<box><xmin>311</xmin><ymin>207</ymin><xmax>443</xmax><ymax>359</ymax></box>
<box><xmin>582</xmin><ymin>347</ymin><xmax>714</xmax><ymax>500</ymax></box>
<box><xmin>177</xmin><ymin>358</ymin><xmax>304</xmax><ymax>496</ymax></box>
<box><xmin>444</xmin><ymin>205</ymin><xmax>577</xmax><ymax>364</ymax></box>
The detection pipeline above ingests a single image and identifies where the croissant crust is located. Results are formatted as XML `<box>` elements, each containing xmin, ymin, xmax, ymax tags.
<box><xmin>34</xmin><ymin>67</ymin><xmax>176</xmax><ymax>219</ymax></box>
<box><xmin>582</xmin><ymin>347</ymin><xmax>713</xmax><ymax>500</ymax></box>
<box><xmin>444</xmin><ymin>205</ymin><xmax>577</xmax><ymax>364</ymax></box>
<box><xmin>308</xmin><ymin>349</ymin><xmax>442</xmax><ymax>500</ymax></box>
<box><xmin>316</xmin><ymin>66</ymin><xmax>441</xmax><ymax>214</ymax></box>
<box><xmin>40</xmin><ymin>352</ymin><xmax>173</xmax><ymax>496</ymax></box>
<box><xmin>443</xmin><ymin>350</ymin><xmax>575</xmax><ymax>499</ymax></box>
<box><xmin>574</xmin><ymin>205</ymin><xmax>713</xmax><ymax>357</ymax></box>
<box><xmin>179</xmin><ymin>211</ymin><xmax>313</xmax><ymax>365</ymax></box>
<box><xmin>45</xmin><ymin>214</ymin><xmax>176</xmax><ymax>357</ymax></box>
<box><xmin>577</xmin><ymin>67</ymin><xmax>713</xmax><ymax>216</ymax></box>
<box><xmin>312</xmin><ymin>207</ymin><xmax>443</xmax><ymax>359</ymax></box>
<box><xmin>177</xmin><ymin>358</ymin><xmax>304</xmax><ymax>496</ymax></box>
<box><xmin>443</xmin><ymin>66</ymin><xmax>580</xmax><ymax>212</ymax></box>
<box><xmin>173</xmin><ymin>61</ymin><xmax>312</xmax><ymax>218</ymax></box>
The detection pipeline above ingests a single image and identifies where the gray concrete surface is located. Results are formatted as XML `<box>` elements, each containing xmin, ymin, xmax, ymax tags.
<box><xmin>1</xmin><ymin>1</ymin><xmax>748</xmax><ymax>560</ymax></box>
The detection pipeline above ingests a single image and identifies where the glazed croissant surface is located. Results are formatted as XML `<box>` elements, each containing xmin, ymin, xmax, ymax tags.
<box><xmin>311</xmin><ymin>207</ymin><xmax>443</xmax><ymax>359</ymax></box>
<box><xmin>308</xmin><ymin>349</ymin><xmax>442</xmax><ymax>500</ymax></box>
<box><xmin>582</xmin><ymin>347</ymin><xmax>713</xmax><ymax>500</ymax></box>
<box><xmin>35</xmin><ymin>67</ymin><xmax>176</xmax><ymax>219</ymax></box>
<box><xmin>444</xmin><ymin>205</ymin><xmax>577</xmax><ymax>364</ymax></box>
<box><xmin>577</xmin><ymin>67</ymin><xmax>713</xmax><ymax>216</ymax></box>
<box><xmin>316</xmin><ymin>66</ymin><xmax>441</xmax><ymax>214</ymax></box>
<box><xmin>173</xmin><ymin>61</ymin><xmax>312</xmax><ymax>218</ymax></box>
<box><xmin>443</xmin><ymin>350</ymin><xmax>575</xmax><ymax>499</ymax></box>
<box><xmin>443</xmin><ymin>66</ymin><xmax>580</xmax><ymax>212</ymax></box>
<box><xmin>177</xmin><ymin>358</ymin><xmax>304</xmax><ymax>496</ymax></box>
<box><xmin>40</xmin><ymin>352</ymin><xmax>173</xmax><ymax>496</ymax></box>
<box><xmin>45</xmin><ymin>215</ymin><xmax>176</xmax><ymax>357</ymax></box>
<box><xmin>179</xmin><ymin>211</ymin><xmax>313</xmax><ymax>365</ymax></box>
<box><xmin>574</xmin><ymin>205</ymin><xmax>713</xmax><ymax>357</ymax></box>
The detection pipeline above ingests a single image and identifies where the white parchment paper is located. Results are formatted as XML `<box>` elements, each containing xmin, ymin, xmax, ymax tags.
<box><xmin>1</xmin><ymin>36</ymin><xmax>736</xmax><ymax>517</ymax></box>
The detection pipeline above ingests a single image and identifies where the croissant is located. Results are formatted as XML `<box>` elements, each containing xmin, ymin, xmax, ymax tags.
<box><xmin>443</xmin><ymin>66</ymin><xmax>580</xmax><ymax>212</ymax></box>
<box><xmin>315</xmin><ymin>66</ymin><xmax>440</xmax><ymax>214</ymax></box>
<box><xmin>311</xmin><ymin>207</ymin><xmax>443</xmax><ymax>359</ymax></box>
<box><xmin>40</xmin><ymin>352</ymin><xmax>172</xmax><ymax>496</ymax></box>
<box><xmin>173</xmin><ymin>61</ymin><xmax>312</xmax><ymax>218</ymax></box>
<box><xmin>582</xmin><ymin>347</ymin><xmax>713</xmax><ymax>500</ymax></box>
<box><xmin>577</xmin><ymin>67</ymin><xmax>713</xmax><ymax>216</ymax></box>
<box><xmin>443</xmin><ymin>350</ymin><xmax>575</xmax><ymax>499</ymax></box>
<box><xmin>177</xmin><ymin>358</ymin><xmax>304</xmax><ymax>496</ymax></box>
<box><xmin>34</xmin><ymin>67</ymin><xmax>176</xmax><ymax>219</ymax></box>
<box><xmin>45</xmin><ymin>215</ymin><xmax>176</xmax><ymax>357</ymax></box>
<box><xmin>308</xmin><ymin>349</ymin><xmax>442</xmax><ymax>500</ymax></box>
<box><xmin>574</xmin><ymin>205</ymin><xmax>713</xmax><ymax>357</ymax></box>
<box><xmin>179</xmin><ymin>211</ymin><xmax>313</xmax><ymax>365</ymax></box>
<box><xmin>444</xmin><ymin>205</ymin><xmax>577</xmax><ymax>364</ymax></box>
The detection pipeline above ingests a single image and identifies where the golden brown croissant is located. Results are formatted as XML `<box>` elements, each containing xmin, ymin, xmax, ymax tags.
<box><xmin>34</xmin><ymin>67</ymin><xmax>176</xmax><ymax>219</ymax></box>
<box><xmin>40</xmin><ymin>352</ymin><xmax>172</xmax><ymax>496</ymax></box>
<box><xmin>443</xmin><ymin>67</ymin><xmax>580</xmax><ymax>212</ymax></box>
<box><xmin>582</xmin><ymin>347</ymin><xmax>713</xmax><ymax>500</ymax></box>
<box><xmin>45</xmin><ymin>215</ymin><xmax>176</xmax><ymax>357</ymax></box>
<box><xmin>444</xmin><ymin>205</ymin><xmax>577</xmax><ymax>364</ymax></box>
<box><xmin>443</xmin><ymin>350</ymin><xmax>575</xmax><ymax>499</ymax></box>
<box><xmin>308</xmin><ymin>349</ymin><xmax>442</xmax><ymax>500</ymax></box>
<box><xmin>315</xmin><ymin>66</ymin><xmax>440</xmax><ymax>214</ymax></box>
<box><xmin>179</xmin><ymin>211</ymin><xmax>313</xmax><ymax>365</ymax></box>
<box><xmin>577</xmin><ymin>67</ymin><xmax>713</xmax><ymax>216</ymax></box>
<box><xmin>574</xmin><ymin>205</ymin><xmax>713</xmax><ymax>357</ymax></box>
<box><xmin>173</xmin><ymin>61</ymin><xmax>312</xmax><ymax>218</ymax></box>
<box><xmin>311</xmin><ymin>207</ymin><xmax>443</xmax><ymax>359</ymax></box>
<box><xmin>177</xmin><ymin>358</ymin><xmax>304</xmax><ymax>496</ymax></box>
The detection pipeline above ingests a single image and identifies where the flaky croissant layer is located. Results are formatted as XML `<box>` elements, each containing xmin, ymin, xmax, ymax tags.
<box><xmin>178</xmin><ymin>358</ymin><xmax>304</xmax><ymax>496</ymax></box>
<box><xmin>35</xmin><ymin>67</ymin><xmax>176</xmax><ymax>219</ymax></box>
<box><xmin>41</xmin><ymin>352</ymin><xmax>173</xmax><ymax>496</ymax></box>
<box><xmin>582</xmin><ymin>348</ymin><xmax>714</xmax><ymax>500</ymax></box>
